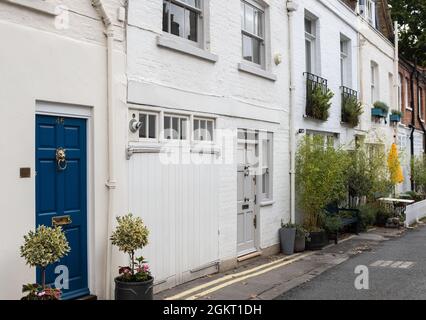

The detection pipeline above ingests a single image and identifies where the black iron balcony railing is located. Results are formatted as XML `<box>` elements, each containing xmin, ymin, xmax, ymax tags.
<box><xmin>304</xmin><ymin>72</ymin><xmax>328</xmax><ymax>119</ymax></box>
<box><xmin>341</xmin><ymin>86</ymin><xmax>358</xmax><ymax>123</ymax></box>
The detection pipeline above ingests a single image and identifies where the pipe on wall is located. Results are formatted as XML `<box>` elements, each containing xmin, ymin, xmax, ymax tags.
<box><xmin>92</xmin><ymin>0</ymin><xmax>116</xmax><ymax>300</ymax></box>
<box><xmin>286</xmin><ymin>0</ymin><xmax>298</xmax><ymax>224</ymax></box>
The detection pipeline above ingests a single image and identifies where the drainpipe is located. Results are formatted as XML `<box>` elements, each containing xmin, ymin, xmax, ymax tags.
<box><xmin>287</xmin><ymin>0</ymin><xmax>298</xmax><ymax>224</ymax></box>
<box><xmin>394</xmin><ymin>22</ymin><xmax>399</xmax><ymax>112</ymax></box>
<box><xmin>92</xmin><ymin>0</ymin><xmax>116</xmax><ymax>300</ymax></box>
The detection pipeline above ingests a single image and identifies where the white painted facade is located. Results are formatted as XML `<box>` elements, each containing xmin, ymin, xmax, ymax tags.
<box><xmin>122</xmin><ymin>0</ymin><xmax>291</xmax><ymax>293</ymax></box>
<box><xmin>0</xmin><ymin>0</ymin><xmax>126</xmax><ymax>299</ymax></box>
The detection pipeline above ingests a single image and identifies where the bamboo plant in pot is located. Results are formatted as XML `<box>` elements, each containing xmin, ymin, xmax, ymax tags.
<box><xmin>296</xmin><ymin>135</ymin><xmax>349</xmax><ymax>250</ymax></box>
<box><xmin>111</xmin><ymin>213</ymin><xmax>153</xmax><ymax>300</ymax></box>
<box><xmin>20</xmin><ymin>225</ymin><xmax>70</xmax><ymax>300</ymax></box>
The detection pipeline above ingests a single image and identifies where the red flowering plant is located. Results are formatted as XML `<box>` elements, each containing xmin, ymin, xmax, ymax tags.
<box><xmin>118</xmin><ymin>256</ymin><xmax>151</xmax><ymax>282</ymax></box>
<box><xmin>21</xmin><ymin>284</ymin><xmax>61</xmax><ymax>301</ymax></box>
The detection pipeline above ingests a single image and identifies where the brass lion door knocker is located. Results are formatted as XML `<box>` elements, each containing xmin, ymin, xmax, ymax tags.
<box><xmin>56</xmin><ymin>147</ymin><xmax>67</xmax><ymax>171</ymax></box>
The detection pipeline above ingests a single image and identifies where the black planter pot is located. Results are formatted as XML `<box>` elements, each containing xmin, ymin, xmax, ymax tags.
<box><xmin>279</xmin><ymin>227</ymin><xmax>296</xmax><ymax>255</ymax></box>
<box><xmin>115</xmin><ymin>276</ymin><xmax>154</xmax><ymax>300</ymax></box>
<box><xmin>294</xmin><ymin>235</ymin><xmax>306</xmax><ymax>252</ymax></box>
<box><xmin>306</xmin><ymin>231</ymin><xmax>328</xmax><ymax>250</ymax></box>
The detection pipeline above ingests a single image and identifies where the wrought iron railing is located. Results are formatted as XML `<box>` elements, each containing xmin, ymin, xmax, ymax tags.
<box><xmin>304</xmin><ymin>72</ymin><xmax>328</xmax><ymax>119</ymax></box>
<box><xmin>341</xmin><ymin>86</ymin><xmax>358</xmax><ymax>123</ymax></box>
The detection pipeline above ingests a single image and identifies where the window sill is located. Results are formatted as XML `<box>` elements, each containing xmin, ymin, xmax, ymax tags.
<box><xmin>260</xmin><ymin>200</ymin><xmax>275</xmax><ymax>207</ymax></box>
<box><xmin>4</xmin><ymin>0</ymin><xmax>58</xmax><ymax>15</ymax></box>
<box><xmin>238</xmin><ymin>63</ymin><xmax>277</xmax><ymax>81</ymax></box>
<box><xmin>157</xmin><ymin>35</ymin><xmax>218</xmax><ymax>63</ymax></box>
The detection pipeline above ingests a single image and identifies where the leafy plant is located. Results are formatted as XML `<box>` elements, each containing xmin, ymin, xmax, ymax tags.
<box><xmin>375</xmin><ymin>204</ymin><xmax>394</xmax><ymax>226</ymax></box>
<box><xmin>387</xmin><ymin>143</ymin><xmax>404</xmax><ymax>191</ymax></box>
<box><xmin>323</xmin><ymin>215</ymin><xmax>343</xmax><ymax>234</ymax></box>
<box><xmin>391</xmin><ymin>109</ymin><xmax>402</xmax><ymax>117</ymax></box>
<box><xmin>309</xmin><ymin>86</ymin><xmax>334</xmax><ymax>121</ymax></box>
<box><xmin>373</xmin><ymin>101</ymin><xmax>389</xmax><ymax>115</ymax></box>
<box><xmin>296</xmin><ymin>135</ymin><xmax>349</xmax><ymax>232</ymax></box>
<box><xmin>20</xmin><ymin>225</ymin><xmax>70</xmax><ymax>299</ymax></box>
<box><xmin>358</xmin><ymin>203</ymin><xmax>379</xmax><ymax>231</ymax></box>
<box><xmin>400</xmin><ymin>190</ymin><xmax>425</xmax><ymax>202</ymax></box>
<box><xmin>412</xmin><ymin>155</ymin><xmax>426</xmax><ymax>194</ymax></box>
<box><xmin>21</xmin><ymin>284</ymin><xmax>61</xmax><ymax>301</ymax></box>
<box><xmin>111</xmin><ymin>213</ymin><xmax>151</xmax><ymax>282</ymax></box>
<box><xmin>342</xmin><ymin>95</ymin><xmax>363</xmax><ymax>126</ymax></box>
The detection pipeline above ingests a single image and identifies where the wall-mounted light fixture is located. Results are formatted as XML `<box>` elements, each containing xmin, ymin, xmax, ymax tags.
<box><xmin>129</xmin><ymin>113</ymin><xmax>142</xmax><ymax>133</ymax></box>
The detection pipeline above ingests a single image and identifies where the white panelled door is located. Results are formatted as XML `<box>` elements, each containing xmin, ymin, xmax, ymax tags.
<box><xmin>237</xmin><ymin>130</ymin><xmax>258</xmax><ymax>256</ymax></box>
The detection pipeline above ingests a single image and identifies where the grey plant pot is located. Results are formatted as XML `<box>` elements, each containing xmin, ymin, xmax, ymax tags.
<box><xmin>114</xmin><ymin>276</ymin><xmax>154</xmax><ymax>300</ymax></box>
<box><xmin>294</xmin><ymin>234</ymin><xmax>306</xmax><ymax>253</ymax></box>
<box><xmin>279</xmin><ymin>227</ymin><xmax>296</xmax><ymax>255</ymax></box>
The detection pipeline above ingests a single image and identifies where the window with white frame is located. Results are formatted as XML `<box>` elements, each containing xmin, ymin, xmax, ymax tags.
<box><xmin>389</xmin><ymin>73</ymin><xmax>394</xmax><ymax>108</ymax></box>
<box><xmin>260</xmin><ymin>132</ymin><xmax>273</xmax><ymax>201</ymax></box>
<box><xmin>398</xmin><ymin>73</ymin><xmax>402</xmax><ymax>110</ymax></box>
<box><xmin>193</xmin><ymin>117</ymin><xmax>214</xmax><ymax>141</ymax></box>
<box><xmin>359</xmin><ymin>0</ymin><xmax>376</xmax><ymax>27</ymax></box>
<box><xmin>306</xmin><ymin>131</ymin><xmax>337</xmax><ymax>149</ymax></box>
<box><xmin>405</xmin><ymin>77</ymin><xmax>411</xmax><ymax>110</ymax></box>
<box><xmin>370</xmin><ymin>62</ymin><xmax>378</xmax><ymax>104</ymax></box>
<box><xmin>305</xmin><ymin>15</ymin><xmax>316</xmax><ymax>74</ymax></box>
<box><xmin>162</xmin><ymin>0</ymin><xmax>202</xmax><ymax>44</ymax></box>
<box><xmin>241</xmin><ymin>0</ymin><xmax>265</xmax><ymax>66</ymax></box>
<box><xmin>419</xmin><ymin>87</ymin><xmax>424</xmax><ymax>121</ymax></box>
<box><xmin>340</xmin><ymin>36</ymin><xmax>351</xmax><ymax>87</ymax></box>
<box><xmin>138</xmin><ymin>111</ymin><xmax>158</xmax><ymax>139</ymax></box>
<box><xmin>164</xmin><ymin>114</ymin><xmax>189</xmax><ymax>140</ymax></box>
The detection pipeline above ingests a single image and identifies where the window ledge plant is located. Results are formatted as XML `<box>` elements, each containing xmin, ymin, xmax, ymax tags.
<box><xmin>372</xmin><ymin>101</ymin><xmax>389</xmax><ymax>118</ymax></box>
<box><xmin>390</xmin><ymin>109</ymin><xmax>402</xmax><ymax>123</ymax></box>
<box><xmin>342</xmin><ymin>95</ymin><xmax>363</xmax><ymax>127</ymax></box>
<box><xmin>309</xmin><ymin>86</ymin><xmax>334</xmax><ymax>121</ymax></box>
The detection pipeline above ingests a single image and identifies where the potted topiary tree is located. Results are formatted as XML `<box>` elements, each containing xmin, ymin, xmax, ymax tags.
<box><xmin>296</xmin><ymin>135</ymin><xmax>349</xmax><ymax>250</ymax></box>
<box><xmin>111</xmin><ymin>213</ymin><xmax>153</xmax><ymax>300</ymax></box>
<box><xmin>20</xmin><ymin>225</ymin><xmax>70</xmax><ymax>300</ymax></box>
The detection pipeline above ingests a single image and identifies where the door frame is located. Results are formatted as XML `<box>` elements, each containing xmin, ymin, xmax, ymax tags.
<box><xmin>236</xmin><ymin>130</ymin><xmax>260</xmax><ymax>257</ymax></box>
<box><xmin>35</xmin><ymin>101</ymin><xmax>94</xmax><ymax>295</ymax></box>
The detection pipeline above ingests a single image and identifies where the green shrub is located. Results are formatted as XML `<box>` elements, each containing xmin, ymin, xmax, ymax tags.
<box><xmin>412</xmin><ymin>156</ymin><xmax>426</xmax><ymax>194</ymax></box>
<box><xmin>391</xmin><ymin>109</ymin><xmax>402</xmax><ymax>117</ymax></box>
<box><xmin>342</xmin><ymin>95</ymin><xmax>363</xmax><ymax>127</ymax></box>
<box><xmin>375</xmin><ymin>205</ymin><xmax>394</xmax><ymax>226</ymax></box>
<box><xmin>358</xmin><ymin>204</ymin><xmax>379</xmax><ymax>231</ymax></box>
<box><xmin>324</xmin><ymin>215</ymin><xmax>343</xmax><ymax>234</ymax></box>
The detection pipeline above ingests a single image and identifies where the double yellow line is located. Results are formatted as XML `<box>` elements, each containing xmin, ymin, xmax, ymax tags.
<box><xmin>165</xmin><ymin>251</ymin><xmax>315</xmax><ymax>300</ymax></box>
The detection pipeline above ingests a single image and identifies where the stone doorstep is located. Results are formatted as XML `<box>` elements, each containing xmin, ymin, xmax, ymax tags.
<box><xmin>155</xmin><ymin>228</ymin><xmax>406</xmax><ymax>300</ymax></box>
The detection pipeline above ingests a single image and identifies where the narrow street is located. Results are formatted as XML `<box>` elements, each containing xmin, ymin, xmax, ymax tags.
<box><xmin>277</xmin><ymin>224</ymin><xmax>426</xmax><ymax>300</ymax></box>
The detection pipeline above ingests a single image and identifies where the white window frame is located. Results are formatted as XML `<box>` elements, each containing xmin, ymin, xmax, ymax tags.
<box><xmin>419</xmin><ymin>88</ymin><xmax>424</xmax><ymax>122</ymax></box>
<box><xmin>260</xmin><ymin>131</ymin><xmax>273</xmax><ymax>201</ymax></box>
<box><xmin>398</xmin><ymin>73</ymin><xmax>402</xmax><ymax>111</ymax></box>
<box><xmin>389</xmin><ymin>73</ymin><xmax>394</xmax><ymax>108</ymax></box>
<box><xmin>405</xmin><ymin>77</ymin><xmax>412</xmax><ymax>111</ymax></box>
<box><xmin>193</xmin><ymin>117</ymin><xmax>215</xmax><ymax>142</ymax></box>
<box><xmin>370</xmin><ymin>62</ymin><xmax>378</xmax><ymax>104</ymax></box>
<box><xmin>305</xmin><ymin>14</ymin><xmax>317</xmax><ymax>74</ymax></box>
<box><xmin>340</xmin><ymin>36</ymin><xmax>351</xmax><ymax>87</ymax></box>
<box><xmin>162</xmin><ymin>0</ymin><xmax>207</xmax><ymax>49</ymax></box>
<box><xmin>138</xmin><ymin>110</ymin><xmax>159</xmax><ymax>141</ymax></box>
<box><xmin>240</xmin><ymin>0</ymin><xmax>266</xmax><ymax>68</ymax></box>
<box><xmin>163</xmin><ymin>114</ymin><xmax>190</xmax><ymax>140</ymax></box>
<box><xmin>359</xmin><ymin>0</ymin><xmax>376</xmax><ymax>27</ymax></box>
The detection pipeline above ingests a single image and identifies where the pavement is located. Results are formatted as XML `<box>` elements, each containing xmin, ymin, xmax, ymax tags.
<box><xmin>155</xmin><ymin>226</ymin><xmax>412</xmax><ymax>300</ymax></box>
<box><xmin>277</xmin><ymin>223</ymin><xmax>426</xmax><ymax>300</ymax></box>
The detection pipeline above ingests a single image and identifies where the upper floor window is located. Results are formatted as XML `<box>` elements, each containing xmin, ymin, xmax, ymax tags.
<box><xmin>388</xmin><ymin>73</ymin><xmax>394</xmax><ymax>108</ymax></box>
<box><xmin>305</xmin><ymin>15</ymin><xmax>317</xmax><ymax>74</ymax></box>
<box><xmin>162</xmin><ymin>0</ymin><xmax>202</xmax><ymax>43</ymax></box>
<box><xmin>398</xmin><ymin>73</ymin><xmax>402</xmax><ymax>110</ymax></box>
<box><xmin>359</xmin><ymin>0</ymin><xmax>376</xmax><ymax>27</ymax></box>
<box><xmin>405</xmin><ymin>77</ymin><xmax>411</xmax><ymax>110</ymax></box>
<box><xmin>419</xmin><ymin>88</ymin><xmax>424</xmax><ymax>121</ymax></box>
<box><xmin>241</xmin><ymin>0</ymin><xmax>265</xmax><ymax>66</ymax></box>
<box><xmin>370</xmin><ymin>61</ymin><xmax>378</xmax><ymax>104</ymax></box>
<box><xmin>340</xmin><ymin>36</ymin><xmax>351</xmax><ymax>87</ymax></box>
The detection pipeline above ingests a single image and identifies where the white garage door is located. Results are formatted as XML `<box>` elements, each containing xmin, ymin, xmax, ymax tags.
<box><xmin>128</xmin><ymin>151</ymin><xmax>219</xmax><ymax>292</ymax></box>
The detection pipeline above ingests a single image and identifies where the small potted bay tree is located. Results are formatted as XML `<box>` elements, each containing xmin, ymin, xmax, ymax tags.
<box><xmin>111</xmin><ymin>213</ymin><xmax>153</xmax><ymax>300</ymax></box>
<box><xmin>20</xmin><ymin>225</ymin><xmax>70</xmax><ymax>300</ymax></box>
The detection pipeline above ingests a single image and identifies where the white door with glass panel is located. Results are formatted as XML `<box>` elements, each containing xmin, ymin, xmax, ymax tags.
<box><xmin>237</xmin><ymin>131</ymin><xmax>258</xmax><ymax>256</ymax></box>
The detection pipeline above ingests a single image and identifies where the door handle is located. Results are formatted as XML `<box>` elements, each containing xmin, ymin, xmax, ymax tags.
<box><xmin>52</xmin><ymin>215</ymin><xmax>72</xmax><ymax>227</ymax></box>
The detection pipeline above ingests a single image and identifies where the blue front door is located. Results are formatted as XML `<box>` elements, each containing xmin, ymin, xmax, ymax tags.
<box><xmin>35</xmin><ymin>115</ymin><xmax>89</xmax><ymax>299</ymax></box>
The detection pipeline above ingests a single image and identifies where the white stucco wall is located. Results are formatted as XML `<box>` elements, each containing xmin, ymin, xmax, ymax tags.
<box><xmin>0</xmin><ymin>0</ymin><xmax>126</xmax><ymax>300</ymax></box>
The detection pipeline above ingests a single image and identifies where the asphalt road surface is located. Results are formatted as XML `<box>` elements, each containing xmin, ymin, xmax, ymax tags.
<box><xmin>276</xmin><ymin>225</ymin><xmax>426</xmax><ymax>300</ymax></box>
